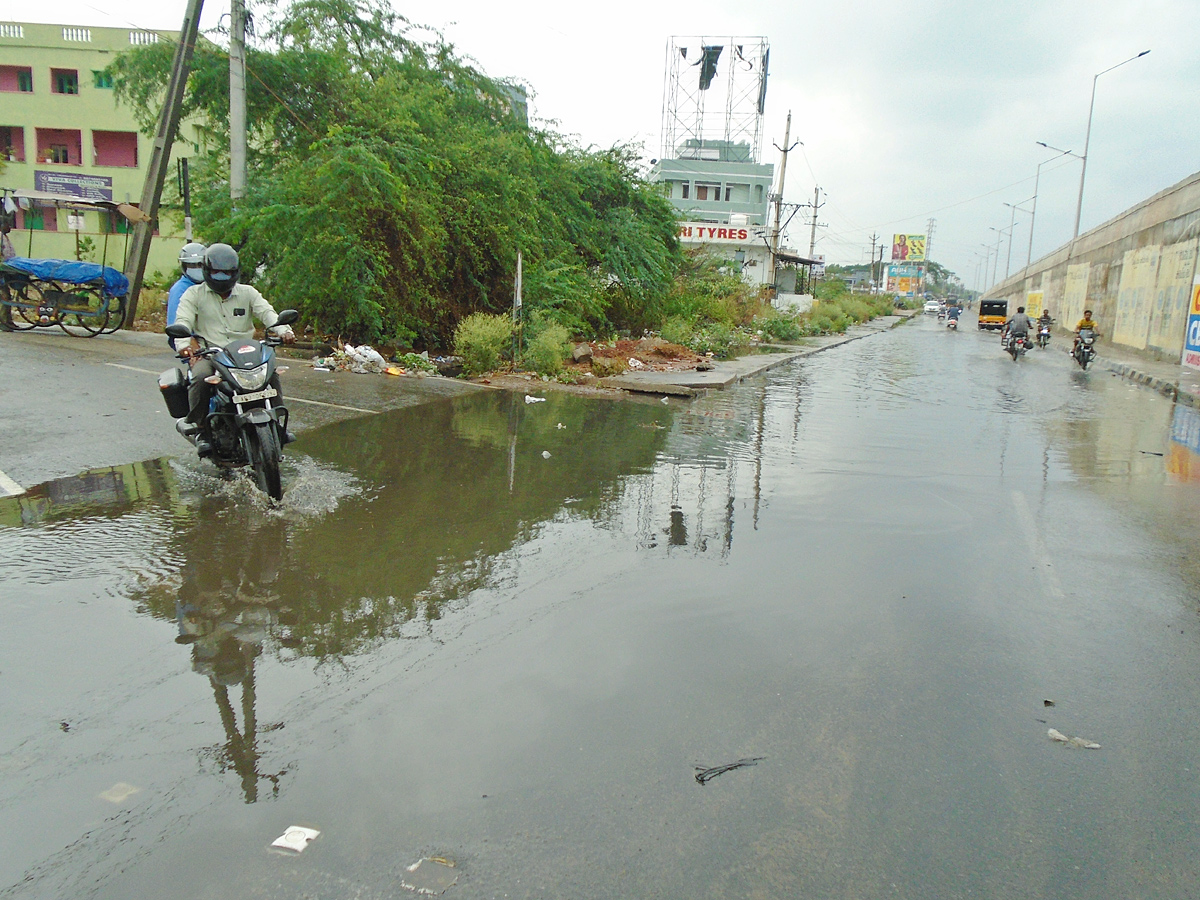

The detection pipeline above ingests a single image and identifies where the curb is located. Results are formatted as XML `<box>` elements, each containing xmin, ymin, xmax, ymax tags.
<box><xmin>1056</xmin><ymin>343</ymin><xmax>1200</xmax><ymax>409</ymax></box>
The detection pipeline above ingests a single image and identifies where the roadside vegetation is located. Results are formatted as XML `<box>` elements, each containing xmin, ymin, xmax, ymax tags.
<box><xmin>110</xmin><ymin>0</ymin><xmax>911</xmax><ymax>373</ymax></box>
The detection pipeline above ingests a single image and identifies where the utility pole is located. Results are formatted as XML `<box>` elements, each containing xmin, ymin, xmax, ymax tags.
<box><xmin>769</xmin><ymin>111</ymin><xmax>798</xmax><ymax>280</ymax></box>
<box><xmin>122</xmin><ymin>0</ymin><xmax>204</xmax><ymax>326</ymax></box>
<box><xmin>230</xmin><ymin>0</ymin><xmax>248</xmax><ymax>201</ymax></box>
<box><xmin>869</xmin><ymin>233</ymin><xmax>879</xmax><ymax>294</ymax></box>
<box><xmin>807</xmin><ymin>185</ymin><xmax>824</xmax><ymax>260</ymax></box>
<box><xmin>922</xmin><ymin>217</ymin><xmax>936</xmax><ymax>296</ymax></box>
<box><xmin>877</xmin><ymin>245</ymin><xmax>885</xmax><ymax>295</ymax></box>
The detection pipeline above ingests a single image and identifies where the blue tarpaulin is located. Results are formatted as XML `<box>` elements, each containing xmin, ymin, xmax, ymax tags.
<box><xmin>1</xmin><ymin>257</ymin><xmax>129</xmax><ymax>297</ymax></box>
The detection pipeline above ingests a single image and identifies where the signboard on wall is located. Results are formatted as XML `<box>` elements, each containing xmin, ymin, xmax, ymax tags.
<box><xmin>33</xmin><ymin>170</ymin><xmax>113</xmax><ymax>202</ymax></box>
<box><xmin>891</xmin><ymin>234</ymin><xmax>926</xmax><ymax>261</ymax></box>
<box><xmin>886</xmin><ymin>265</ymin><xmax>919</xmax><ymax>296</ymax></box>
<box><xmin>1025</xmin><ymin>291</ymin><xmax>1044</xmax><ymax>317</ymax></box>
<box><xmin>1181</xmin><ymin>273</ymin><xmax>1200</xmax><ymax>370</ymax></box>
<box><xmin>678</xmin><ymin>222</ymin><xmax>755</xmax><ymax>244</ymax></box>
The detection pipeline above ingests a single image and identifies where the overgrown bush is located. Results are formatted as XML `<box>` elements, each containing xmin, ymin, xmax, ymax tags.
<box><xmin>522</xmin><ymin>322</ymin><xmax>571</xmax><ymax>376</ymax></box>
<box><xmin>755</xmin><ymin>313</ymin><xmax>803</xmax><ymax>342</ymax></box>
<box><xmin>454</xmin><ymin>312</ymin><xmax>512</xmax><ymax>376</ymax></box>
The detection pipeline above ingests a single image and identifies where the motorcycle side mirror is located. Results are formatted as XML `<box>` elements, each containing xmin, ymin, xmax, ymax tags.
<box><xmin>165</xmin><ymin>323</ymin><xmax>194</xmax><ymax>340</ymax></box>
<box><xmin>275</xmin><ymin>309</ymin><xmax>299</xmax><ymax>327</ymax></box>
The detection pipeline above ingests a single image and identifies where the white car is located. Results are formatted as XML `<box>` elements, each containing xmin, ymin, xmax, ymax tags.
<box><xmin>923</xmin><ymin>300</ymin><xmax>941</xmax><ymax>315</ymax></box>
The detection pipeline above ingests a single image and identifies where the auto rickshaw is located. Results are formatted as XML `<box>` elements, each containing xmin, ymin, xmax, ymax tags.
<box><xmin>978</xmin><ymin>299</ymin><xmax>1007</xmax><ymax>330</ymax></box>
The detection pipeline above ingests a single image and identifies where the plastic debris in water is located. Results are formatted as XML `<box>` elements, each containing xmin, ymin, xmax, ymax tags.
<box><xmin>661</xmin><ymin>396</ymin><xmax>669</xmax><ymax>404</ymax></box>
<box><xmin>98</xmin><ymin>782</ymin><xmax>141</xmax><ymax>803</ymax></box>
<box><xmin>556</xmin><ymin>422</ymin><xmax>565</xmax><ymax>429</ymax></box>
<box><xmin>694</xmin><ymin>756</ymin><xmax>765</xmax><ymax>785</ymax></box>
<box><xmin>401</xmin><ymin>857</ymin><xmax>458</xmax><ymax>895</ymax></box>
<box><xmin>542</xmin><ymin>451</ymin><xmax>551</xmax><ymax>459</ymax></box>
<box><xmin>628</xmin><ymin>358</ymin><xmax>645</xmax><ymax>369</ymax></box>
<box><xmin>1047</xmin><ymin>728</ymin><xmax>1101</xmax><ymax>749</ymax></box>
<box><xmin>525</xmin><ymin>394</ymin><xmax>547</xmax><ymax>403</ymax></box>
<box><xmin>271</xmin><ymin>826</ymin><xmax>320</xmax><ymax>853</ymax></box>
<box><xmin>1043</xmin><ymin>699</ymin><xmax>1056</xmax><ymax>707</ymax></box>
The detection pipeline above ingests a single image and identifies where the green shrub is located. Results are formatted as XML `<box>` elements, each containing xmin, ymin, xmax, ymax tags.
<box><xmin>523</xmin><ymin>322</ymin><xmax>571</xmax><ymax>376</ymax></box>
<box><xmin>661</xmin><ymin>315</ymin><xmax>696</xmax><ymax>346</ymax></box>
<box><xmin>591</xmin><ymin>356</ymin><xmax>627</xmax><ymax>377</ymax></box>
<box><xmin>454</xmin><ymin>313</ymin><xmax>513</xmax><ymax>376</ymax></box>
<box><xmin>393</xmin><ymin>352</ymin><xmax>438</xmax><ymax>374</ymax></box>
<box><xmin>756</xmin><ymin>313</ymin><xmax>802</xmax><ymax>342</ymax></box>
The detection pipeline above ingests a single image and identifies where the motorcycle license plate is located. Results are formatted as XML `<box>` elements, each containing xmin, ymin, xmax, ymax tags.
<box><xmin>236</xmin><ymin>387</ymin><xmax>278</xmax><ymax>403</ymax></box>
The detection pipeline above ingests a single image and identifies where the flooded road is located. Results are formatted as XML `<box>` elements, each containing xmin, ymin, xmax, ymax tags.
<box><xmin>5</xmin><ymin>316</ymin><xmax>1200</xmax><ymax>899</ymax></box>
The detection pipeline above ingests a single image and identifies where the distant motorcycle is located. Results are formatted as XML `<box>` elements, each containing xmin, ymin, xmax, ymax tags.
<box><xmin>947</xmin><ymin>315</ymin><xmax>958</xmax><ymax>331</ymax></box>
<box><xmin>160</xmin><ymin>310</ymin><xmax>299</xmax><ymax>500</ymax></box>
<box><xmin>1073</xmin><ymin>328</ymin><xmax>1097</xmax><ymax>370</ymax></box>
<box><xmin>1004</xmin><ymin>332</ymin><xmax>1029</xmax><ymax>361</ymax></box>
<box><xmin>1036</xmin><ymin>323</ymin><xmax>1051</xmax><ymax>349</ymax></box>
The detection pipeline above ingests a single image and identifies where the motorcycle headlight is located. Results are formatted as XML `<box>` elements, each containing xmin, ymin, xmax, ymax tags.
<box><xmin>230</xmin><ymin>363</ymin><xmax>270</xmax><ymax>391</ymax></box>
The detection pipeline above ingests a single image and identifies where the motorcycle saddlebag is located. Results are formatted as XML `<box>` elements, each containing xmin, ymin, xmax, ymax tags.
<box><xmin>158</xmin><ymin>368</ymin><xmax>190</xmax><ymax>419</ymax></box>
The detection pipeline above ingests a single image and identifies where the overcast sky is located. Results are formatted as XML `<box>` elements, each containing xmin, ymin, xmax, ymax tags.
<box><xmin>26</xmin><ymin>0</ymin><xmax>1200</xmax><ymax>289</ymax></box>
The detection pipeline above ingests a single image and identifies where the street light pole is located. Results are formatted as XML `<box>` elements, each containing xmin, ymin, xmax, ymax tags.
<box><xmin>1072</xmin><ymin>50</ymin><xmax>1150</xmax><ymax>240</ymax></box>
<box><xmin>1030</xmin><ymin>142</ymin><xmax>1080</xmax><ymax>268</ymax></box>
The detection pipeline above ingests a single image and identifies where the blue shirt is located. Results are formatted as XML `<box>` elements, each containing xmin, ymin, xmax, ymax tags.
<box><xmin>168</xmin><ymin>274</ymin><xmax>200</xmax><ymax>324</ymax></box>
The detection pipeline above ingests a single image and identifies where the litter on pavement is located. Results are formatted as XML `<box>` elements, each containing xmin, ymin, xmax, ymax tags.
<box><xmin>694</xmin><ymin>756</ymin><xmax>765</xmax><ymax>785</ymax></box>
<box><xmin>97</xmin><ymin>782</ymin><xmax>141</xmax><ymax>803</ymax></box>
<box><xmin>1047</xmin><ymin>728</ymin><xmax>1101</xmax><ymax>749</ymax></box>
<box><xmin>270</xmin><ymin>825</ymin><xmax>321</xmax><ymax>853</ymax></box>
<box><xmin>525</xmin><ymin>394</ymin><xmax>546</xmax><ymax>403</ymax></box>
<box><xmin>400</xmin><ymin>857</ymin><xmax>458</xmax><ymax>894</ymax></box>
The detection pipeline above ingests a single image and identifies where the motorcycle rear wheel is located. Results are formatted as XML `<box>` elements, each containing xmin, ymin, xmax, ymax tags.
<box><xmin>244</xmin><ymin>421</ymin><xmax>283</xmax><ymax>501</ymax></box>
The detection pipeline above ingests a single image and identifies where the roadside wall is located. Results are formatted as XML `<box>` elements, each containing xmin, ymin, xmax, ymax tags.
<box><xmin>984</xmin><ymin>170</ymin><xmax>1200</xmax><ymax>362</ymax></box>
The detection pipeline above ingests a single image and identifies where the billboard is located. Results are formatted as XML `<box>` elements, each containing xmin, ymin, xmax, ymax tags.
<box><xmin>886</xmin><ymin>265</ymin><xmax>920</xmax><ymax>296</ymax></box>
<box><xmin>1181</xmin><ymin>272</ymin><xmax>1200</xmax><ymax>370</ymax></box>
<box><xmin>891</xmin><ymin>234</ymin><xmax>926</xmax><ymax>262</ymax></box>
<box><xmin>34</xmin><ymin>170</ymin><xmax>113</xmax><ymax>201</ymax></box>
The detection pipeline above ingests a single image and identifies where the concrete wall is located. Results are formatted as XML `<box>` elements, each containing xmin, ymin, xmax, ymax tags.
<box><xmin>984</xmin><ymin>170</ymin><xmax>1200</xmax><ymax>362</ymax></box>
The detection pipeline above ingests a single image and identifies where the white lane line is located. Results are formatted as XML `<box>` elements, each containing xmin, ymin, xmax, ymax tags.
<box><xmin>287</xmin><ymin>396</ymin><xmax>378</xmax><ymax>414</ymax></box>
<box><xmin>0</xmin><ymin>468</ymin><xmax>24</xmax><ymax>497</ymax></box>
<box><xmin>103</xmin><ymin>363</ymin><xmax>378</xmax><ymax>414</ymax></box>
<box><xmin>1011</xmin><ymin>490</ymin><xmax>1065</xmax><ymax>600</ymax></box>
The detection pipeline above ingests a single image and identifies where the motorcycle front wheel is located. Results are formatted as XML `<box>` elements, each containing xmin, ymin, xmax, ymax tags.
<box><xmin>243</xmin><ymin>420</ymin><xmax>283</xmax><ymax>501</ymax></box>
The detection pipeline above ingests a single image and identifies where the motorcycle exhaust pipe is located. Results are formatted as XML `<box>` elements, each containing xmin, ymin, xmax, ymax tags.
<box><xmin>175</xmin><ymin>419</ymin><xmax>199</xmax><ymax>447</ymax></box>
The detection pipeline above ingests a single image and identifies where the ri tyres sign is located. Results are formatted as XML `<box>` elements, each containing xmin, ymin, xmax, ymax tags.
<box><xmin>34</xmin><ymin>170</ymin><xmax>114</xmax><ymax>202</ymax></box>
<box><xmin>678</xmin><ymin>223</ymin><xmax>753</xmax><ymax>245</ymax></box>
<box><xmin>1182</xmin><ymin>273</ymin><xmax>1200</xmax><ymax>371</ymax></box>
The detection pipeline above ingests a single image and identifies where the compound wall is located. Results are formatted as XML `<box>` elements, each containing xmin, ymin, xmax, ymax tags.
<box><xmin>985</xmin><ymin>170</ymin><xmax>1200</xmax><ymax>362</ymax></box>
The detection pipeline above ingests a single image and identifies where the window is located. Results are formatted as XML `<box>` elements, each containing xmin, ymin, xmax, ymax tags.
<box><xmin>93</xmin><ymin>130</ymin><xmax>137</xmax><ymax>167</ymax></box>
<box><xmin>695</xmin><ymin>182</ymin><xmax>721</xmax><ymax>201</ymax></box>
<box><xmin>0</xmin><ymin>66</ymin><xmax>33</xmax><ymax>93</ymax></box>
<box><xmin>92</xmin><ymin>70</ymin><xmax>113</xmax><ymax>89</ymax></box>
<box><xmin>51</xmin><ymin>69</ymin><xmax>79</xmax><ymax>95</ymax></box>
<box><xmin>0</xmin><ymin>125</ymin><xmax>25</xmax><ymax>162</ymax></box>
<box><xmin>681</xmin><ymin>183</ymin><xmax>690</xmax><ymax>199</ymax></box>
<box><xmin>36</xmin><ymin>128</ymin><xmax>82</xmax><ymax>165</ymax></box>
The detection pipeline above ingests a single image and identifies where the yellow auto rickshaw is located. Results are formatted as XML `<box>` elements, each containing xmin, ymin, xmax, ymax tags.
<box><xmin>978</xmin><ymin>299</ymin><xmax>1007</xmax><ymax>330</ymax></box>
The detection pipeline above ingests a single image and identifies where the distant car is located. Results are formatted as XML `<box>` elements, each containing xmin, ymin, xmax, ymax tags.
<box><xmin>923</xmin><ymin>300</ymin><xmax>941</xmax><ymax>315</ymax></box>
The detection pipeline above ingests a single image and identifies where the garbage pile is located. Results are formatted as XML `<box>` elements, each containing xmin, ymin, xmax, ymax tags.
<box><xmin>311</xmin><ymin>345</ymin><xmax>461</xmax><ymax>377</ymax></box>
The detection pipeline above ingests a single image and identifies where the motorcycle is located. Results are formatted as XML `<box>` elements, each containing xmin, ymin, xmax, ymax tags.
<box><xmin>1003</xmin><ymin>331</ymin><xmax>1029</xmax><ymax>361</ymax></box>
<box><xmin>1073</xmin><ymin>328</ymin><xmax>1097</xmax><ymax>370</ymax></box>
<box><xmin>946</xmin><ymin>315</ymin><xmax>958</xmax><ymax>331</ymax></box>
<box><xmin>1036</xmin><ymin>323</ymin><xmax>1051</xmax><ymax>349</ymax></box>
<box><xmin>160</xmin><ymin>310</ymin><xmax>299</xmax><ymax>500</ymax></box>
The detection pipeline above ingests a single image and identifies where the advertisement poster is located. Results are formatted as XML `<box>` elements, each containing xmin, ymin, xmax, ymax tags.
<box><xmin>1025</xmin><ymin>290</ymin><xmax>1044</xmax><ymax>318</ymax></box>
<box><xmin>1181</xmin><ymin>273</ymin><xmax>1200</xmax><ymax>370</ymax></box>
<box><xmin>1168</xmin><ymin>404</ymin><xmax>1200</xmax><ymax>482</ymax></box>
<box><xmin>34</xmin><ymin>170</ymin><xmax>114</xmax><ymax>202</ymax></box>
<box><xmin>891</xmin><ymin>234</ymin><xmax>926</xmax><ymax>262</ymax></box>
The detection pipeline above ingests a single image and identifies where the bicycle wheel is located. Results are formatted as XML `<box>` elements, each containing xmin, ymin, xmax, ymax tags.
<box><xmin>58</xmin><ymin>286</ymin><xmax>110</xmax><ymax>337</ymax></box>
<box><xmin>5</xmin><ymin>281</ymin><xmax>45</xmax><ymax>330</ymax></box>
<box><xmin>99</xmin><ymin>295</ymin><xmax>126</xmax><ymax>334</ymax></box>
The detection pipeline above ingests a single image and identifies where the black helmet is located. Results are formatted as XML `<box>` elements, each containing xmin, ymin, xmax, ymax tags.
<box><xmin>203</xmin><ymin>243</ymin><xmax>240</xmax><ymax>295</ymax></box>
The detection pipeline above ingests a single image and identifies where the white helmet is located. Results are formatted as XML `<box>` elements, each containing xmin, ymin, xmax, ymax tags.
<box><xmin>179</xmin><ymin>241</ymin><xmax>206</xmax><ymax>268</ymax></box>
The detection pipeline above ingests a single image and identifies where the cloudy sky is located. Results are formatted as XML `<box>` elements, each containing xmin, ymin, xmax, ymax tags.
<box><xmin>28</xmin><ymin>0</ymin><xmax>1200</xmax><ymax>288</ymax></box>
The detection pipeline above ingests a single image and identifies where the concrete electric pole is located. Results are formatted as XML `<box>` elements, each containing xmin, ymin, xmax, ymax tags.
<box><xmin>230</xmin><ymin>0</ymin><xmax>248</xmax><ymax>201</ymax></box>
<box><xmin>121</xmin><ymin>0</ymin><xmax>205</xmax><ymax>326</ymax></box>
<box><xmin>769</xmin><ymin>111</ymin><xmax>798</xmax><ymax>280</ymax></box>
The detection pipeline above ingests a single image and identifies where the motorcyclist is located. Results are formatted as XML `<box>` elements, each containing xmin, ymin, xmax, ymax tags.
<box><xmin>947</xmin><ymin>301</ymin><xmax>962</xmax><ymax>321</ymax></box>
<box><xmin>1074</xmin><ymin>309</ymin><xmax>1100</xmax><ymax>353</ymax></box>
<box><xmin>1038</xmin><ymin>309</ymin><xmax>1052</xmax><ymax>328</ymax></box>
<box><xmin>167</xmin><ymin>242</ymin><xmax>206</xmax><ymax>326</ymax></box>
<box><xmin>1002</xmin><ymin>305</ymin><xmax>1034</xmax><ymax>347</ymax></box>
<box><xmin>174</xmin><ymin>243</ymin><xmax>296</xmax><ymax>455</ymax></box>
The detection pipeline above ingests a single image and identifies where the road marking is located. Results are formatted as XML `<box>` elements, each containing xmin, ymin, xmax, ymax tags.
<box><xmin>0</xmin><ymin>468</ymin><xmax>24</xmax><ymax>497</ymax></box>
<box><xmin>103</xmin><ymin>363</ymin><xmax>378</xmax><ymax>414</ymax></box>
<box><xmin>1011</xmin><ymin>490</ymin><xmax>1065</xmax><ymax>600</ymax></box>
<box><xmin>287</xmin><ymin>396</ymin><xmax>379</xmax><ymax>414</ymax></box>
